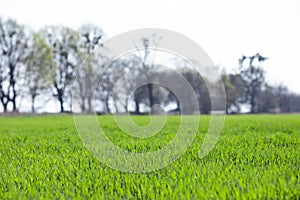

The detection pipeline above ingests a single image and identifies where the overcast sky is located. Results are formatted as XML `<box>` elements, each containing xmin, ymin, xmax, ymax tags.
<box><xmin>0</xmin><ymin>0</ymin><xmax>300</xmax><ymax>94</ymax></box>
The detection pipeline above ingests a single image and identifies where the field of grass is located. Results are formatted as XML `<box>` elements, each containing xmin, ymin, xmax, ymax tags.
<box><xmin>0</xmin><ymin>114</ymin><xmax>299</xmax><ymax>199</ymax></box>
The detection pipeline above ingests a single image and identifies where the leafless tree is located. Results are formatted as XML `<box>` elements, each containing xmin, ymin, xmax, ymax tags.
<box><xmin>24</xmin><ymin>33</ymin><xmax>56</xmax><ymax>113</ymax></box>
<box><xmin>0</xmin><ymin>18</ymin><xmax>29</xmax><ymax>112</ymax></box>
<box><xmin>132</xmin><ymin>34</ymin><xmax>161</xmax><ymax>113</ymax></box>
<box><xmin>74</xmin><ymin>24</ymin><xmax>104</xmax><ymax>113</ymax></box>
<box><xmin>239</xmin><ymin>53</ymin><xmax>267</xmax><ymax>113</ymax></box>
<box><xmin>40</xmin><ymin>26</ymin><xmax>81</xmax><ymax>112</ymax></box>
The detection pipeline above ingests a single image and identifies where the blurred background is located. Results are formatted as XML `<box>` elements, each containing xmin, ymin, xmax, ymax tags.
<box><xmin>0</xmin><ymin>0</ymin><xmax>299</xmax><ymax>114</ymax></box>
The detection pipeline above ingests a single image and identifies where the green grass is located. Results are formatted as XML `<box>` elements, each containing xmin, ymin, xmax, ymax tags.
<box><xmin>0</xmin><ymin>114</ymin><xmax>299</xmax><ymax>199</ymax></box>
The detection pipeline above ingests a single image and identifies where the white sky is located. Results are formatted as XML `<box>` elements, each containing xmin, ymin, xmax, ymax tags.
<box><xmin>0</xmin><ymin>0</ymin><xmax>299</xmax><ymax>96</ymax></box>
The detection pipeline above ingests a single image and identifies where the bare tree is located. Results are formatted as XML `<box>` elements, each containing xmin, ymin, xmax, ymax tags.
<box><xmin>257</xmin><ymin>84</ymin><xmax>279</xmax><ymax>113</ymax></box>
<box><xmin>24</xmin><ymin>33</ymin><xmax>56</xmax><ymax>113</ymax></box>
<box><xmin>180</xmin><ymin>69</ymin><xmax>210</xmax><ymax>114</ymax></box>
<box><xmin>75</xmin><ymin>24</ymin><xmax>104</xmax><ymax>113</ymax></box>
<box><xmin>103</xmin><ymin>57</ymin><xmax>133</xmax><ymax>113</ymax></box>
<box><xmin>0</xmin><ymin>18</ymin><xmax>29</xmax><ymax>112</ymax></box>
<box><xmin>273</xmin><ymin>84</ymin><xmax>290</xmax><ymax>112</ymax></box>
<box><xmin>132</xmin><ymin>34</ymin><xmax>161</xmax><ymax>113</ymax></box>
<box><xmin>221</xmin><ymin>72</ymin><xmax>246</xmax><ymax>113</ymax></box>
<box><xmin>239</xmin><ymin>53</ymin><xmax>268</xmax><ymax>113</ymax></box>
<box><xmin>222</xmin><ymin>73</ymin><xmax>237</xmax><ymax>114</ymax></box>
<box><xmin>40</xmin><ymin>26</ymin><xmax>81</xmax><ymax>112</ymax></box>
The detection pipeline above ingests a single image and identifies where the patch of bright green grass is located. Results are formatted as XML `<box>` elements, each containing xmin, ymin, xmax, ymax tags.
<box><xmin>0</xmin><ymin>114</ymin><xmax>299</xmax><ymax>199</ymax></box>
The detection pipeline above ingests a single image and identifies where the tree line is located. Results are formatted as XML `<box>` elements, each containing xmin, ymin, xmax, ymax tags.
<box><xmin>1</xmin><ymin>17</ymin><xmax>299</xmax><ymax>114</ymax></box>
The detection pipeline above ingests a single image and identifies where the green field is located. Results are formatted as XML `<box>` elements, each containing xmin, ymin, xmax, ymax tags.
<box><xmin>0</xmin><ymin>115</ymin><xmax>299</xmax><ymax>199</ymax></box>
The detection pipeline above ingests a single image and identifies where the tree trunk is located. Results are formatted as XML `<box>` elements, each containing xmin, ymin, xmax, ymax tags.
<box><xmin>125</xmin><ymin>97</ymin><xmax>129</xmax><ymax>113</ymax></box>
<box><xmin>31</xmin><ymin>95</ymin><xmax>36</xmax><ymax>113</ymax></box>
<box><xmin>250</xmin><ymin>92</ymin><xmax>255</xmax><ymax>113</ymax></box>
<box><xmin>9</xmin><ymin>64</ymin><xmax>18</xmax><ymax>112</ymax></box>
<box><xmin>135</xmin><ymin>99</ymin><xmax>140</xmax><ymax>114</ymax></box>
<box><xmin>59</xmin><ymin>96</ymin><xmax>64</xmax><ymax>112</ymax></box>
<box><xmin>176</xmin><ymin>98</ymin><xmax>180</xmax><ymax>112</ymax></box>
<box><xmin>54</xmin><ymin>82</ymin><xmax>64</xmax><ymax>113</ymax></box>
<box><xmin>148</xmin><ymin>83</ymin><xmax>154</xmax><ymax>108</ymax></box>
<box><xmin>105</xmin><ymin>96</ymin><xmax>110</xmax><ymax>113</ymax></box>
<box><xmin>87</xmin><ymin>97</ymin><xmax>92</xmax><ymax>114</ymax></box>
<box><xmin>80</xmin><ymin>100</ymin><xmax>85</xmax><ymax>113</ymax></box>
<box><xmin>114</xmin><ymin>99</ymin><xmax>119</xmax><ymax>113</ymax></box>
<box><xmin>12</xmin><ymin>97</ymin><xmax>17</xmax><ymax>112</ymax></box>
<box><xmin>69</xmin><ymin>93</ymin><xmax>72</xmax><ymax>113</ymax></box>
<box><xmin>3</xmin><ymin>102</ymin><xmax>8</xmax><ymax>113</ymax></box>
